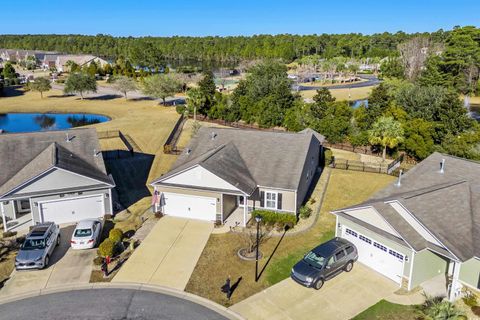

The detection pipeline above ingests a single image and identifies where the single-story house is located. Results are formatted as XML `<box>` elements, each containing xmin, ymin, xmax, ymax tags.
<box><xmin>42</xmin><ymin>54</ymin><xmax>59</xmax><ymax>70</ymax></box>
<box><xmin>151</xmin><ymin>127</ymin><xmax>324</xmax><ymax>226</ymax></box>
<box><xmin>0</xmin><ymin>128</ymin><xmax>115</xmax><ymax>232</ymax></box>
<box><xmin>56</xmin><ymin>55</ymin><xmax>109</xmax><ymax>72</ymax></box>
<box><xmin>332</xmin><ymin>152</ymin><xmax>480</xmax><ymax>301</ymax></box>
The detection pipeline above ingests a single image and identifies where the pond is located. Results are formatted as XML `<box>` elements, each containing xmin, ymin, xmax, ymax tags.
<box><xmin>0</xmin><ymin>113</ymin><xmax>110</xmax><ymax>133</ymax></box>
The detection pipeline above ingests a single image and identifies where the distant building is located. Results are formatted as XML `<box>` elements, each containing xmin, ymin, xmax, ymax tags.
<box><xmin>56</xmin><ymin>55</ymin><xmax>109</xmax><ymax>72</ymax></box>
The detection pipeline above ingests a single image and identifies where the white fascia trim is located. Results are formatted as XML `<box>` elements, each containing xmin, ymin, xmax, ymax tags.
<box><xmin>331</xmin><ymin>205</ymin><xmax>373</xmax><ymax>214</ymax></box>
<box><xmin>257</xmin><ymin>185</ymin><xmax>297</xmax><ymax>192</ymax></box>
<box><xmin>153</xmin><ymin>184</ymin><xmax>243</xmax><ymax>196</ymax></box>
<box><xmin>387</xmin><ymin>200</ymin><xmax>459</xmax><ymax>261</ymax></box>
<box><xmin>55</xmin><ymin>167</ymin><xmax>115</xmax><ymax>187</ymax></box>
<box><xmin>0</xmin><ymin>167</ymin><xmax>56</xmax><ymax>198</ymax></box>
<box><xmin>370</xmin><ymin>206</ymin><xmax>414</xmax><ymax>251</ymax></box>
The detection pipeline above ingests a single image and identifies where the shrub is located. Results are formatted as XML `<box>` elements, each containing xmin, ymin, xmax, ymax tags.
<box><xmin>175</xmin><ymin>104</ymin><xmax>186</xmax><ymax>115</ymax></box>
<box><xmin>98</xmin><ymin>238</ymin><xmax>115</xmax><ymax>257</ymax></box>
<box><xmin>2</xmin><ymin>231</ymin><xmax>17</xmax><ymax>238</ymax></box>
<box><xmin>109</xmin><ymin>228</ymin><xmax>123</xmax><ymax>243</ymax></box>
<box><xmin>252</xmin><ymin>210</ymin><xmax>297</xmax><ymax>228</ymax></box>
<box><xmin>299</xmin><ymin>205</ymin><xmax>312</xmax><ymax>219</ymax></box>
<box><xmin>324</xmin><ymin>148</ymin><xmax>333</xmax><ymax>165</ymax></box>
<box><xmin>462</xmin><ymin>290</ymin><xmax>478</xmax><ymax>307</ymax></box>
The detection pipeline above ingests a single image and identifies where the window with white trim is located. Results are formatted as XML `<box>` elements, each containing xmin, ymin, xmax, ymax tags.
<box><xmin>265</xmin><ymin>192</ymin><xmax>277</xmax><ymax>209</ymax></box>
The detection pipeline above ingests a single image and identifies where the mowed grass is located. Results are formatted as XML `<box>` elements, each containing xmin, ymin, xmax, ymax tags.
<box><xmin>352</xmin><ymin>299</ymin><xmax>418</xmax><ymax>320</ymax></box>
<box><xmin>185</xmin><ymin>169</ymin><xmax>394</xmax><ymax>306</ymax></box>
<box><xmin>300</xmin><ymin>85</ymin><xmax>373</xmax><ymax>101</ymax></box>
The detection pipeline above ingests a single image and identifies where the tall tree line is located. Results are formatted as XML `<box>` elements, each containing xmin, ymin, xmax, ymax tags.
<box><xmin>0</xmin><ymin>30</ymin><xmax>449</xmax><ymax>67</ymax></box>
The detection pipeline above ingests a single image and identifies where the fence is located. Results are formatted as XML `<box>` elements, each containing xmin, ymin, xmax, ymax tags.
<box><xmin>98</xmin><ymin>130</ymin><xmax>142</xmax><ymax>159</ymax></box>
<box><xmin>163</xmin><ymin>115</ymin><xmax>187</xmax><ymax>154</ymax></box>
<box><xmin>187</xmin><ymin>115</ymin><xmax>287</xmax><ymax>132</ymax></box>
<box><xmin>323</xmin><ymin>141</ymin><xmax>384</xmax><ymax>158</ymax></box>
<box><xmin>330</xmin><ymin>154</ymin><xmax>407</xmax><ymax>176</ymax></box>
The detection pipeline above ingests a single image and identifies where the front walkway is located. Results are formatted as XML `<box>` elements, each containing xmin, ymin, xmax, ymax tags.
<box><xmin>113</xmin><ymin>216</ymin><xmax>213</xmax><ymax>290</ymax></box>
<box><xmin>230</xmin><ymin>263</ymin><xmax>398</xmax><ymax>320</ymax></box>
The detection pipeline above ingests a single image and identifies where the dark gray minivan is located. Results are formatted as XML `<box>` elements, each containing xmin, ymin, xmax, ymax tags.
<box><xmin>291</xmin><ymin>237</ymin><xmax>358</xmax><ymax>289</ymax></box>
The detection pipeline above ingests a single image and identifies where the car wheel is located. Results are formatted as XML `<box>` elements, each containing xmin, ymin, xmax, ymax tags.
<box><xmin>44</xmin><ymin>255</ymin><xmax>50</xmax><ymax>268</ymax></box>
<box><xmin>56</xmin><ymin>235</ymin><xmax>61</xmax><ymax>246</ymax></box>
<box><xmin>345</xmin><ymin>261</ymin><xmax>354</xmax><ymax>272</ymax></box>
<box><xmin>313</xmin><ymin>279</ymin><xmax>324</xmax><ymax>290</ymax></box>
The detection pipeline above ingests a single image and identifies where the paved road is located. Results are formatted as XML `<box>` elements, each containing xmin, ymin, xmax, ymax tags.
<box><xmin>51</xmin><ymin>83</ymin><xmax>185</xmax><ymax>104</ymax></box>
<box><xmin>0</xmin><ymin>288</ymin><xmax>228</xmax><ymax>320</ymax></box>
<box><xmin>297</xmin><ymin>74</ymin><xmax>381</xmax><ymax>91</ymax></box>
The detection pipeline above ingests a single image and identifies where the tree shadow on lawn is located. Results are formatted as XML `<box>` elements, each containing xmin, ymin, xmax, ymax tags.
<box><xmin>84</xmin><ymin>94</ymin><xmax>123</xmax><ymax>101</ymax></box>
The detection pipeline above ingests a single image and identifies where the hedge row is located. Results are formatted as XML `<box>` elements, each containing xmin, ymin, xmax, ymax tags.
<box><xmin>252</xmin><ymin>210</ymin><xmax>297</xmax><ymax>227</ymax></box>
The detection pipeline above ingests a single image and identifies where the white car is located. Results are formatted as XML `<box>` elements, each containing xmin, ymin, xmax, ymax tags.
<box><xmin>70</xmin><ymin>219</ymin><xmax>102</xmax><ymax>250</ymax></box>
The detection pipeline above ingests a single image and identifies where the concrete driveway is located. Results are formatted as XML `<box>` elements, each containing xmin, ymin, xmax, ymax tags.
<box><xmin>0</xmin><ymin>225</ymin><xmax>96</xmax><ymax>297</ymax></box>
<box><xmin>113</xmin><ymin>216</ymin><xmax>213</xmax><ymax>290</ymax></box>
<box><xmin>230</xmin><ymin>263</ymin><xmax>398</xmax><ymax>320</ymax></box>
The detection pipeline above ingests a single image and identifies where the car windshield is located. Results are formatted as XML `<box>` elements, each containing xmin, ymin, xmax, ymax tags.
<box><xmin>22</xmin><ymin>238</ymin><xmax>46</xmax><ymax>250</ymax></box>
<box><xmin>303</xmin><ymin>251</ymin><xmax>326</xmax><ymax>269</ymax></box>
<box><xmin>74</xmin><ymin>228</ymin><xmax>92</xmax><ymax>237</ymax></box>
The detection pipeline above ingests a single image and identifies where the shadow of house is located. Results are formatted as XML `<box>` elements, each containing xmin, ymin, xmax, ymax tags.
<box><xmin>104</xmin><ymin>152</ymin><xmax>155</xmax><ymax>209</ymax></box>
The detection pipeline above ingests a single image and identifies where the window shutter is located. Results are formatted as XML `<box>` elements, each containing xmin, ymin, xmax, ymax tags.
<box><xmin>277</xmin><ymin>193</ymin><xmax>282</xmax><ymax>210</ymax></box>
<box><xmin>260</xmin><ymin>191</ymin><xmax>265</xmax><ymax>207</ymax></box>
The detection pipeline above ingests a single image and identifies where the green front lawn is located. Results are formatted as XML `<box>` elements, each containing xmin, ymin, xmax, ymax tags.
<box><xmin>353</xmin><ymin>300</ymin><xmax>418</xmax><ymax>320</ymax></box>
<box><xmin>185</xmin><ymin>169</ymin><xmax>394</xmax><ymax>306</ymax></box>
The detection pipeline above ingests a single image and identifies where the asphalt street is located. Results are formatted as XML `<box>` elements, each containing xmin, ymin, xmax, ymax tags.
<box><xmin>0</xmin><ymin>288</ymin><xmax>228</xmax><ymax>320</ymax></box>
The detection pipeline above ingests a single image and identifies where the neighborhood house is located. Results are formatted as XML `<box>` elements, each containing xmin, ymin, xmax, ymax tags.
<box><xmin>332</xmin><ymin>152</ymin><xmax>480</xmax><ymax>301</ymax></box>
<box><xmin>0</xmin><ymin>128</ymin><xmax>115</xmax><ymax>232</ymax></box>
<box><xmin>151</xmin><ymin>127</ymin><xmax>324</xmax><ymax>226</ymax></box>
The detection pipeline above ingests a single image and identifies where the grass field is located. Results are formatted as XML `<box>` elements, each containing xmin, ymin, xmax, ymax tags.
<box><xmin>185</xmin><ymin>169</ymin><xmax>394</xmax><ymax>306</ymax></box>
<box><xmin>300</xmin><ymin>86</ymin><xmax>373</xmax><ymax>101</ymax></box>
<box><xmin>352</xmin><ymin>299</ymin><xmax>418</xmax><ymax>320</ymax></box>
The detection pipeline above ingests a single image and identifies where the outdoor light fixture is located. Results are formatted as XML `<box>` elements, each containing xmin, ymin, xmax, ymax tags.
<box><xmin>105</xmin><ymin>193</ymin><xmax>109</xmax><ymax>198</ymax></box>
<box><xmin>3</xmin><ymin>201</ymin><xmax>8</xmax><ymax>205</ymax></box>
<box><xmin>255</xmin><ymin>215</ymin><xmax>262</xmax><ymax>223</ymax></box>
<box><xmin>59</xmin><ymin>194</ymin><xmax>65</xmax><ymax>198</ymax></box>
<box><xmin>33</xmin><ymin>202</ymin><xmax>38</xmax><ymax>207</ymax></box>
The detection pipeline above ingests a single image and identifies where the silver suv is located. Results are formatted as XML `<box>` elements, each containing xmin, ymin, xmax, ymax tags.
<box><xmin>291</xmin><ymin>237</ymin><xmax>358</xmax><ymax>289</ymax></box>
<box><xmin>15</xmin><ymin>222</ymin><xmax>60</xmax><ymax>270</ymax></box>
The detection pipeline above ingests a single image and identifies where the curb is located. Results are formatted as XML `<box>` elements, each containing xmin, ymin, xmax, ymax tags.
<box><xmin>0</xmin><ymin>282</ymin><xmax>245</xmax><ymax>320</ymax></box>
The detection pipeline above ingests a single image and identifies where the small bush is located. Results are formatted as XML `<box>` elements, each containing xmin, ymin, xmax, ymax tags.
<box><xmin>93</xmin><ymin>256</ymin><xmax>104</xmax><ymax>266</ymax></box>
<box><xmin>98</xmin><ymin>238</ymin><xmax>116</xmax><ymax>257</ymax></box>
<box><xmin>175</xmin><ymin>104</ymin><xmax>186</xmax><ymax>115</ymax></box>
<box><xmin>109</xmin><ymin>228</ymin><xmax>123</xmax><ymax>243</ymax></box>
<box><xmin>462</xmin><ymin>290</ymin><xmax>478</xmax><ymax>307</ymax></box>
<box><xmin>324</xmin><ymin>148</ymin><xmax>333</xmax><ymax>165</ymax></box>
<box><xmin>299</xmin><ymin>205</ymin><xmax>313</xmax><ymax>219</ymax></box>
<box><xmin>253</xmin><ymin>210</ymin><xmax>296</xmax><ymax>228</ymax></box>
<box><xmin>2</xmin><ymin>231</ymin><xmax>17</xmax><ymax>238</ymax></box>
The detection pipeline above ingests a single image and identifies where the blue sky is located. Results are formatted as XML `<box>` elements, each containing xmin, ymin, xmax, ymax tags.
<box><xmin>3</xmin><ymin>0</ymin><xmax>479</xmax><ymax>36</ymax></box>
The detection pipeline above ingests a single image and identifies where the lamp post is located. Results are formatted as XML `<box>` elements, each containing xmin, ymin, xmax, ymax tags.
<box><xmin>255</xmin><ymin>215</ymin><xmax>262</xmax><ymax>282</ymax></box>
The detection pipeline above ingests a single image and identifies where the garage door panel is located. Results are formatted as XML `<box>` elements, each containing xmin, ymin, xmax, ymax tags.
<box><xmin>40</xmin><ymin>195</ymin><xmax>104</xmax><ymax>225</ymax></box>
<box><xmin>162</xmin><ymin>193</ymin><xmax>216</xmax><ymax>221</ymax></box>
<box><xmin>342</xmin><ymin>227</ymin><xmax>404</xmax><ymax>284</ymax></box>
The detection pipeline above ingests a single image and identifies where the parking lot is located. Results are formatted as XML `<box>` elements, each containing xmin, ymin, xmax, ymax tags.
<box><xmin>0</xmin><ymin>225</ymin><xmax>96</xmax><ymax>297</ymax></box>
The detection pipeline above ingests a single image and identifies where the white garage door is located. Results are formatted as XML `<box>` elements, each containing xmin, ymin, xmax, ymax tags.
<box><xmin>162</xmin><ymin>193</ymin><xmax>217</xmax><ymax>221</ymax></box>
<box><xmin>342</xmin><ymin>227</ymin><xmax>405</xmax><ymax>284</ymax></box>
<box><xmin>40</xmin><ymin>195</ymin><xmax>104</xmax><ymax>225</ymax></box>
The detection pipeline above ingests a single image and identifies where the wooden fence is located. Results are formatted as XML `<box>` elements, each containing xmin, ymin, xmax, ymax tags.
<box><xmin>330</xmin><ymin>154</ymin><xmax>407</xmax><ymax>176</ymax></box>
<box><xmin>97</xmin><ymin>130</ymin><xmax>142</xmax><ymax>159</ymax></box>
<box><xmin>187</xmin><ymin>115</ymin><xmax>287</xmax><ymax>132</ymax></box>
<box><xmin>163</xmin><ymin>115</ymin><xmax>187</xmax><ymax>154</ymax></box>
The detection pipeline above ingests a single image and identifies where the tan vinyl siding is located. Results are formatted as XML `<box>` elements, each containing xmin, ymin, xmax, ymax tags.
<box><xmin>155</xmin><ymin>186</ymin><xmax>222</xmax><ymax>215</ymax></box>
<box><xmin>410</xmin><ymin>249</ymin><xmax>449</xmax><ymax>289</ymax></box>
<box><xmin>459</xmin><ymin>258</ymin><xmax>480</xmax><ymax>290</ymax></box>
<box><xmin>247</xmin><ymin>188</ymin><xmax>296</xmax><ymax>213</ymax></box>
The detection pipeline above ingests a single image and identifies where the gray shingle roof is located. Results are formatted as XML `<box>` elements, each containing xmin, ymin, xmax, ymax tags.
<box><xmin>334</xmin><ymin>152</ymin><xmax>480</xmax><ymax>261</ymax></box>
<box><xmin>0</xmin><ymin>128</ymin><xmax>113</xmax><ymax>197</ymax></box>
<box><xmin>153</xmin><ymin>127</ymin><xmax>324</xmax><ymax>192</ymax></box>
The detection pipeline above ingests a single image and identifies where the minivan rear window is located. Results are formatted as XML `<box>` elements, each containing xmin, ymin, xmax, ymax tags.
<box><xmin>74</xmin><ymin>229</ymin><xmax>92</xmax><ymax>237</ymax></box>
<box><xmin>345</xmin><ymin>246</ymin><xmax>354</xmax><ymax>254</ymax></box>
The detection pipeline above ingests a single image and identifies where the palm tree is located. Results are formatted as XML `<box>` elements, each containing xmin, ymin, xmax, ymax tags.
<box><xmin>416</xmin><ymin>296</ymin><xmax>465</xmax><ymax>320</ymax></box>
<box><xmin>368</xmin><ymin>116</ymin><xmax>404</xmax><ymax>161</ymax></box>
<box><xmin>186</xmin><ymin>87</ymin><xmax>206</xmax><ymax>121</ymax></box>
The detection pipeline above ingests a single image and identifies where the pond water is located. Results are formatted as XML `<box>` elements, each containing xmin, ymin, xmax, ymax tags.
<box><xmin>0</xmin><ymin>113</ymin><xmax>110</xmax><ymax>133</ymax></box>
<box><xmin>352</xmin><ymin>99</ymin><xmax>368</xmax><ymax>109</ymax></box>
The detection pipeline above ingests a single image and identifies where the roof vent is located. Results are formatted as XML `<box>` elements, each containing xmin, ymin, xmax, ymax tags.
<box><xmin>93</xmin><ymin>149</ymin><xmax>100</xmax><ymax>157</ymax></box>
<box><xmin>65</xmin><ymin>132</ymin><xmax>71</xmax><ymax>142</ymax></box>
<box><xmin>185</xmin><ymin>148</ymin><xmax>191</xmax><ymax>155</ymax></box>
<box><xmin>439</xmin><ymin>158</ymin><xmax>445</xmax><ymax>174</ymax></box>
<box><xmin>395</xmin><ymin>169</ymin><xmax>403</xmax><ymax>187</ymax></box>
<box><xmin>210</xmin><ymin>132</ymin><xmax>217</xmax><ymax>140</ymax></box>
